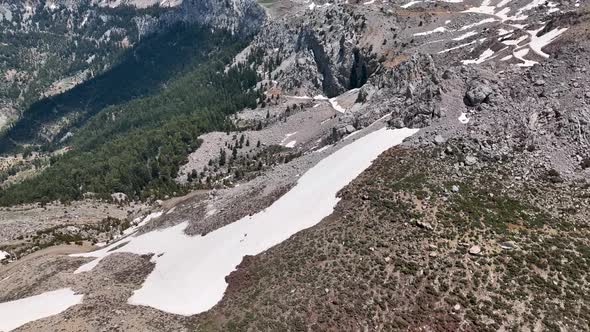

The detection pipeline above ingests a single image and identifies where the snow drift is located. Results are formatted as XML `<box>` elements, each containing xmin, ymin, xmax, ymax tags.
<box><xmin>72</xmin><ymin>127</ymin><xmax>419</xmax><ymax>316</ymax></box>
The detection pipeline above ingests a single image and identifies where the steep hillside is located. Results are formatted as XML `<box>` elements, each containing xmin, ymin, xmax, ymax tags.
<box><xmin>0</xmin><ymin>0</ymin><xmax>170</xmax><ymax>131</ymax></box>
<box><xmin>0</xmin><ymin>0</ymin><xmax>264</xmax><ymax>145</ymax></box>
<box><xmin>0</xmin><ymin>0</ymin><xmax>589</xmax><ymax>331</ymax></box>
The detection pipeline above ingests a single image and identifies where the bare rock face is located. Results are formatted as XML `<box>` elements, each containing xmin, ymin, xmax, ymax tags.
<box><xmin>464</xmin><ymin>80</ymin><xmax>493</xmax><ymax>106</ymax></box>
<box><xmin>247</xmin><ymin>5</ymin><xmax>377</xmax><ymax>97</ymax></box>
<box><xmin>172</xmin><ymin>0</ymin><xmax>266</xmax><ymax>37</ymax></box>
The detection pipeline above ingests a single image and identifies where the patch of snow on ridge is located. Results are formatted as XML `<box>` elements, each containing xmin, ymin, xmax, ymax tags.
<box><xmin>458</xmin><ymin>112</ymin><xmax>471</xmax><ymax>124</ymax></box>
<box><xmin>123</xmin><ymin>211</ymin><xmax>163</xmax><ymax>236</ymax></box>
<box><xmin>401</xmin><ymin>0</ymin><xmax>421</xmax><ymax>7</ymax></box>
<box><xmin>0</xmin><ymin>250</ymin><xmax>8</xmax><ymax>260</ymax></box>
<box><xmin>438</xmin><ymin>40</ymin><xmax>477</xmax><ymax>54</ymax></box>
<box><xmin>513</xmin><ymin>48</ymin><xmax>538</xmax><ymax>67</ymax></box>
<box><xmin>414</xmin><ymin>27</ymin><xmax>447</xmax><ymax>36</ymax></box>
<box><xmin>453</xmin><ymin>30</ymin><xmax>478</xmax><ymax>41</ymax></box>
<box><xmin>462</xmin><ymin>48</ymin><xmax>495</xmax><ymax>64</ymax></box>
<box><xmin>71</xmin><ymin>127</ymin><xmax>419</xmax><ymax>316</ymax></box>
<box><xmin>0</xmin><ymin>288</ymin><xmax>83</xmax><ymax>331</ymax></box>
<box><xmin>527</xmin><ymin>26</ymin><xmax>568</xmax><ymax>58</ymax></box>
<box><xmin>329</xmin><ymin>97</ymin><xmax>346</xmax><ymax>113</ymax></box>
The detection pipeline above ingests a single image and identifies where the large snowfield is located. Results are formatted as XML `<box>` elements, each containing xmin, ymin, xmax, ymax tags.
<box><xmin>72</xmin><ymin>127</ymin><xmax>419</xmax><ymax>316</ymax></box>
<box><xmin>0</xmin><ymin>288</ymin><xmax>83</xmax><ymax>332</ymax></box>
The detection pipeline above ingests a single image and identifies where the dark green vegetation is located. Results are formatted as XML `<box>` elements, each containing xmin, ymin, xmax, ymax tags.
<box><xmin>193</xmin><ymin>146</ymin><xmax>590</xmax><ymax>331</ymax></box>
<box><xmin>0</xmin><ymin>24</ymin><xmax>262</xmax><ymax>206</ymax></box>
<box><xmin>1</xmin><ymin>21</ymin><xmax>228</xmax><ymax>150</ymax></box>
<box><xmin>0</xmin><ymin>2</ymin><xmax>170</xmax><ymax>123</ymax></box>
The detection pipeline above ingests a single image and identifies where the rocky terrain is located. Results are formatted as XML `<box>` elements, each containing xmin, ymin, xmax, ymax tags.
<box><xmin>1</xmin><ymin>0</ymin><xmax>590</xmax><ymax>330</ymax></box>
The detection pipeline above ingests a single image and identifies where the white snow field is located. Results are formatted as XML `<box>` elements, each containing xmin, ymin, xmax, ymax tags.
<box><xmin>72</xmin><ymin>127</ymin><xmax>419</xmax><ymax>316</ymax></box>
<box><xmin>0</xmin><ymin>288</ymin><xmax>83</xmax><ymax>332</ymax></box>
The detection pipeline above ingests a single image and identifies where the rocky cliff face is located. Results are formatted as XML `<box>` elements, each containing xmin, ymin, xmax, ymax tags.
<box><xmin>171</xmin><ymin>0</ymin><xmax>266</xmax><ymax>36</ymax></box>
<box><xmin>247</xmin><ymin>5</ymin><xmax>377</xmax><ymax>97</ymax></box>
<box><xmin>240</xmin><ymin>0</ymin><xmax>587</xmax><ymax>179</ymax></box>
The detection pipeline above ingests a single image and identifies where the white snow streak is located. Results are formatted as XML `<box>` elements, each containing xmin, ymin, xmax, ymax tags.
<box><xmin>329</xmin><ymin>97</ymin><xmax>346</xmax><ymax>113</ymax></box>
<box><xmin>414</xmin><ymin>26</ymin><xmax>447</xmax><ymax>36</ymax></box>
<box><xmin>401</xmin><ymin>0</ymin><xmax>421</xmax><ymax>7</ymax></box>
<box><xmin>462</xmin><ymin>48</ymin><xmax>495</xmax><ymax>64</ymax></box>
<box><xmin>438</xmin><ymin>40</ymin><xmax>477</xmax><ymax>54</ymax></box>
<box><xmin>453</xmin><ymin>30</ymin><xmax>478</xmax><ymax>41</ymax></box>
<box><xmin>527</xmin><ymin>26</ymin><xmax>568</xmax><ymax>58</ymax></box>
<box><xmin>513</xmin><ymin>48</ymin><xmax>538</xmax><ymax>67</ymax></box>
<box><xmin>0</xmin><ymin>288</ymin><xmax>83</xmax><ymax>332</ymax></box>
<box><xmin>458</xmin><ymin>112</ymin><xmax>471</xmax><ymax>124</ymax></box>
<box><xmin>72</xmin><ymin>127</ymin><xmax>419</xmax><ymax>316</ymax></box>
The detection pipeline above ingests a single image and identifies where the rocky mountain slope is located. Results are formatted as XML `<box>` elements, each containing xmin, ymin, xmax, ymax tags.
<box><xmin>0</xmin><ymin>0</ymin><xmax>589</xmax><ymax>331</ymax></box>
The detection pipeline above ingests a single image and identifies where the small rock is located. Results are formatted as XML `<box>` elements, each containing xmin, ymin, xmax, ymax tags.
<box><xmin>416</xmin><ymin>220</ymin><xmax>433</xmax><ymax>230</ymax></box>
<box><xmin>465</xmin><ymin>81</ymin><xmax>493</xmax><ymax>106</ymax></box>
<box><xmin>434</xmin><ymin>134</ymin><xmax>445</xmax><ymax>145</ymax></box>
<box><xmin>453</xmin><ymin>304</ymin><xmax>461</xmax><ymax>311</ymax></box>
<box><xmin>451</xmin><ymin>185</ymin><xmax>460</xmax><ymax>193</ymax></box>
<box><xmin>534</xmin><ymin>79</ymin><xmax>545</xmax><ymax>86</ymax></box>
<box><xmin>442</xmin><ymin>69</ymin><xmax>454</xmax><ymax>79</ymax></box>
<box><xmin>390</xmin><ymin>118</ymin><xmax>405</xmax><ymax>129</ymax></box>
<box><xmin>344</xmin><ymin>124</ymin><xmax>356</xmax><ymax>134</ymax></box>
<box><xmin>499</xmin><ymin>241</ymin><xmax>515</xmax><ymax>250</ymax></box>
<box><xmin>465</xmin><ymin>155</ymin><xmax>478</xmax><ymax>166</ymax></box>
<box><xmin>468</xmin><ymin>245</ymin><xmax>482</xmax><ymax>255</ymax></box>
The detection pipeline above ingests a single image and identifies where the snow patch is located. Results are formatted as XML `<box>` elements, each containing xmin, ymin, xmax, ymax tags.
<box><xmin>285</xmin><ymin>140</ymin><xmax>297</xmax><ymax>148</ymax></box>
<box><xmin>438</xmin><ymin>40</ymin><xmax>477</xmax><ymax>54</ymax></box>
<box><xmin>462</xmin><ymin>48</ymin><xmax>495</xmax><ymax>64</ymax></box>
<box><xmin>401</xmin><ymin>1</ymin><xmax>422</xmax><ymax>8</ymax></box>
<box><xmin>71</xmin><ymin>127</ymin><xmax>419</xmax><ymax>316</ymax></box>
<box><xmin>0</xmin><ymin>250</ymin><xmax>8</xmax><ymax>260</ymax></box>
<box><xmin>414</xmin><ymin>26</ymin><xmax>447</xmax><ymax>36</ymax></box>
<box><xmin>315</xmin><ymin>145</ymin><xmax>332</xmax><ymax>153</ymax></box>
<box><xmin>527</xmin><ymin>26</ymin><xmax>568</xmax><ymax>58</ymax></box>
<box><xmin>453</xmin><ymin>30</ymin><xmax>478</xmax><ymax>41</ymax></box>
<box><xmin>513</xmin><ymin>48</ymin><xmax>538</xmax><ymax>67</ymax></box>
<box><xmin>0</xmin><ymin>288</ymin><xmax>83</xmax><ymax>331</ymax></box>
<box><xmin>329</xmin><ymin>97</ymin><xmax>346</xmax><ymax>113</ymax></box>
<box><xmin>123</xmin><ymin>211</ymin><xmax>163</xmax><ymax>236</ymax></box>
<box><xmin>458</xmin><ymin>18</ymin><xmax>497</xmax><ymax>31</ymax></box>
<box><xmin>458</xmin><ymin>112</ymin><xmax>471</xmax><ymax>124</ymax></box>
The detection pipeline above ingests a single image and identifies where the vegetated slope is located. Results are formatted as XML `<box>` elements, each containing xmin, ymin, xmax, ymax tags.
<box><xmin>0</xmin><ymin>23</ymin><xmax>240</xmax><ymax>151</ymax></box>
<box><xmin>0</xmin><ymin>24</ymin><xmax>261</xmax><ymax>206</ymax></box>
<box><xmin>0</xmin><ymin>0</ymin><xmax>171</xmax><ymax>131</ymax></box>
<box><xmin>0</xmin><ymin>0</ymin><xmax>265</xmax><ymax>146</ymax></box>
<box><xmin>194</xmin><ymin>145</ymin><xmax>590</xmax><ymax>331</ymax></box>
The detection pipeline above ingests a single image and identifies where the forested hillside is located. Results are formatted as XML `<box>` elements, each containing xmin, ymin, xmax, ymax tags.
<box><xmin>0</xmin><ymin>1</ymin><xmax>171</xmax><ymax>131</ymax></box>
<box><xmin>0</xmin><ymin>24</ymin><xmax>261</xmax><ymax>205</ymax></box>
<box><xmin>0</xmin><ymin>24</ymin><xmax>242</xmax><ymax>151</ymax></box>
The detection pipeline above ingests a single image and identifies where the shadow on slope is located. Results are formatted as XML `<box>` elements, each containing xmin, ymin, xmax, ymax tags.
<box><xmin>0</xmin><ymin>23</ymin><xmax>223</xmax><ymax>153</ymax></box>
